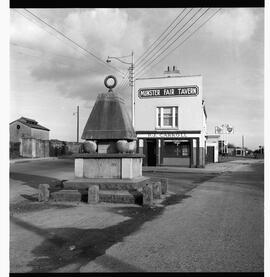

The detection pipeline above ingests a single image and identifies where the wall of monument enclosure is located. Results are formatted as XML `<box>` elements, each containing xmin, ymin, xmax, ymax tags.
<box><xmin>10</xmin><ymin>139</ymin><xmax>83</xmax><ymax>159</ymax></box>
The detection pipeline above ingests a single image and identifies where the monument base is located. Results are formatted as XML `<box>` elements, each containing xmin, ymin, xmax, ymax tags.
<box><xmin>63</xmin><ymin>176</ymin><xmax>150</xmax><ymax>190</ymax></box>
<box><xmin>63</xmin><ymin>176</ymin><xmax>150</xmax><ymax>204</ymax></box>
<box><xmin>73</xmin><ymin>153</ymin><xmax>144</xmax><ymax>179</ymax></box>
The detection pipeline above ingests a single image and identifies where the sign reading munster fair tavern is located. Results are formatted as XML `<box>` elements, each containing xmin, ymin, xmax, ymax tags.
<box><xmin>138</xmin><ymin>86</ymin><xmax>199</xmax><ymax>98</ymax></box>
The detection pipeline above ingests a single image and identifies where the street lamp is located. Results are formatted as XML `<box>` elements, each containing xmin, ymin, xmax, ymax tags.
<box><xmin>106</xmin><ymin>52</ymin><xmax>135</xmax><ymax>127</ymax></box>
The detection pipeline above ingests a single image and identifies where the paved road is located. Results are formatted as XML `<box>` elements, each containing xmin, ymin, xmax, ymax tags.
<box><xmin>10</xmin><ymin>159</ymin><xmax>264</xmax><ymax>272</ymax></box>
<box><xmin>80</xmin><ymin>161</ymin><xmax>264</xmax><ymax>272</ymax></box>
<box><xmin>9</xmin><ymin>159</ymin><xmax>219</xmax><ymax>200</ymax></box>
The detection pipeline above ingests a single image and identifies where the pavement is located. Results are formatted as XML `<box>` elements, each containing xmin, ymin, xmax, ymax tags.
<box><xmin>10</xmin><ymin>157</ymin><xmax>59</xmax><ymax>164</ymax></box>
<box><xmin>9</xmin><ymin>158</ymin><xmax>264</xmax><ymax>272</ymax></box>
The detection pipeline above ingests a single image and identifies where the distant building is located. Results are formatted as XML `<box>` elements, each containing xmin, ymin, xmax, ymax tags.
<box><xmin>10</xmin><ymin>116</ymin><xmax>50</xmax><ymax>142</ymax></box>
<box><xmin>10</xmin><ymin>117</ymin><xmax>50</xmax><ymax>158</ymax></box>
<box><xmin>205</xmin><ymin>134</ymin><xmax>220</xmax><ymax>163</ymax></box>
<box><xmin>235</xmin><ymin>148</ymin><xmax>246</xmax><ymax>157</ymax></box>
<box><xmin>227</xmin><ymin>146</ymin><xmax>235</xmax><ymax>156</ymax></box>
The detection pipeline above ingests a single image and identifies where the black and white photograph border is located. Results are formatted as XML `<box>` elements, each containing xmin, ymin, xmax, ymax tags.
<box><xmin>1</xmin><ymin>0</ymin><xmax>269</xmax><ymax>276</ymax></box>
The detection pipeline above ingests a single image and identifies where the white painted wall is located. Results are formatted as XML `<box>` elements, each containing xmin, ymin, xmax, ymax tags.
<box><xmin>10</xmin><ymin>121</ymin><xmax>49</xmax><ymax>141</ymax></box>
<box><xmin>206</xmin><ymin>142</ymin><xmax>219</xmax><ymax>163</ymax></box>
<box><xmin>134</xmin><ymin>75</ymin><xmax>203</xmax><ymax>131</ymax></box>
<box><xmin>134</xmin><ymin>75</ymin><xmax>205</xmax><ymax>147</ymax></box>
<box><xmin>10</xmin><ymin>121</ymin><xmax>31</xmax><ymax>142</ymax></box>
<box><xmin>31</xmin><ymin>128</ymin><xmax>49</xmax><ymax>140</ymax></box>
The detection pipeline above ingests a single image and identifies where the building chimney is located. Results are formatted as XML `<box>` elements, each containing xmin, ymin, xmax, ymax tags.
<box><xmin>164</xmin><ymin>65</ymin><xmax>180</xmax><ymax>76</ymax></box>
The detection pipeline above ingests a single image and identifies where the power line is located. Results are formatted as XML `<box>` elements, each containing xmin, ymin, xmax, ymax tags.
<box><xmin>10</xmin><ymin>42</ymin><xmax>92</xmax><ymax>64</ymax></box>
<box><xmin>136</xmin><ymin>8</ymin><xmax>222</xmax><ymax>79</ymax></box>
<box><xmin>136</xmin><ymin>8</ymin><xmax>193</xmax><ymax>68</ymax></box>
<box><xmin>13</xmin><ymin>9</ymin><xmax>88</xmax><ymax>58</ymax></box>
<box><xmin>135</xmin><ymin>8</ymin><xmax>210</xmax><ymax>78</ymax></box>
<box><xmin>11</xmin><ymin>47</ymin><xmax>102</xmax><ymax>75</ymax></box>
<box><xmin>13</xmin><ymin>9</ymin><xmax>112</xmax><ymax>75</ymax></box>
<box><xmin>120</xmin><ymin>9</ymin><xmax>193</xmax><ymax>94</ymax></box>
<box><xmin>135</xmin><ymin>8</ymin><xmax>204</xmax><ymax>75</ymax></box>
<box><xmin>118</xmin><ymin>71</ymin><xmax>129</xmax><ymax>89</ymax></box>
<box><xmin>135</xmin><ymin>8</ymin><xmax>188</xmax><ymax>65</ymax></box>
<box><xmin>23</xmin><ymin>9</ymin><xmax>124</xmax><ymax>76</ymax></box>
<box><xmin>118</xmin><ymin>78</ymin><xmax>129</xmax><ymax>92</ymax></box>
<box><xmin>21</xmin><ymin>9</ymin><xmax>125</xmax><ymax>76</ymax></box>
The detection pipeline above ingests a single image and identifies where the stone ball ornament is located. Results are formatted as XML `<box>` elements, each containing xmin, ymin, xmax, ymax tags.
<box><xmin>104</xmin><ymin>75</ymin><xmax>117</xmax><ymax>92</ymax></box>
<box><xmin>116</xmin><ymin>140</ymin><xmax>137</xmax><ymax>153</ymax></box>
<box><xmin>116</xmin><ymin>140</ymin><xmax>129</xmax><ymax>153</ymax></box>
<box><xmin>127</xmin><ymin>141</ymin><xmax>137</xmax><ymax>153</ymax></box>
<box><xmin>83</xmin><ymin>140</ymin><xmax>97</xmax><ymax>153</ymax></box>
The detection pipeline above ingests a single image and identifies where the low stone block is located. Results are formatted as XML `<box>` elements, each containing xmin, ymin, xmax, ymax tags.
<box><xmin>51</xmin><ymin>190</ymin><xmax>81</xmax><ymax>202</ymax></box>
<box><xmin>38</xmin><ymin>184</ymin><xmax>50</xmax><ymax>202</ymax></box>
<box><xmin>99</xmin><ymin>190</ymin><xmax>135</xmax><ymax>204</ymax></box>
<box><xmin>153</xmin><ymin>181</ymin><xmax>161</xmax><ymax>199</ymax></box>
<box><xmin>160</xmin><ymin>178</ymin><xmax>169</xmax><ymax>194</ymax></box>
<box><xmin>142</xmin><ymin>183</ymin><xmax>153</xmax><ymax>206</ymax></box>
<box><xmin>88</xmin><ymin>185</ymin><xmax>99</xmax><ymax>204</ymax></box>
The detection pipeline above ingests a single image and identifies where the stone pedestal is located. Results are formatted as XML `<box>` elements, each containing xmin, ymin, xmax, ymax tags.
<box><xmin>74</xmin><ymin>153</ymin><xmax>143</xmax><ymax>179</ymax></box>
<box><xmin>62</xmin><ymin>153</ymin><xmax>149</xmax><ymax>205</ymax></box>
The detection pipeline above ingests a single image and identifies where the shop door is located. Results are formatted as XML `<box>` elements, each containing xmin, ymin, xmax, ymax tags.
<box><xmin>206</xmin><ymin>146</ymin><xmax>215</xmax><ymax>163</ymax></box>
<box><xmin>147</xmin><ymin>139</ymin><xmax>156</xmax><ymax>166</ymax></box>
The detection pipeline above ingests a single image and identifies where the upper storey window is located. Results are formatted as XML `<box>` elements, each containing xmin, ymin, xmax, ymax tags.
<box><xmin>156</xmin><ymin>106</ymin><xmax>178</xmax><ymax>128</ymax></box>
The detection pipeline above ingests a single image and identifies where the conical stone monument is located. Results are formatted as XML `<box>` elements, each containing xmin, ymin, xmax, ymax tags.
<box><xmin>63</xmin><ymin>75</ymin><xmax>150</xmax><ymax>204</ymax></box>
<box><xmin>82</xmin><ymin>77</ymin><xmax>136</xmax><ymax>140</ymax></box>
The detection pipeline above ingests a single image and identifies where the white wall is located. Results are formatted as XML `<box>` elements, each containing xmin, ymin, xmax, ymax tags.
<box><xmin>134</xmin><ymin>75</ymin><xmax>203</xmax><ymax>132</ymax></box>
<box><xmin>10</xmin><ymin>121</ymin><xmax>49</xmax><ymax>141</ymax></box>
<box><xmin>31</xmin><ymin>128</ymin><xmax>49</xmax><ymax>140</ymax></box>
<box><xmin>10</xmin><ymin>121</ymin><xmax>31</xmax><ymax>142</ymax></box>
<box><xmin>206</xmin><ymin>141</ymin><xmax>219</xmax><ymax>162</ymax></box>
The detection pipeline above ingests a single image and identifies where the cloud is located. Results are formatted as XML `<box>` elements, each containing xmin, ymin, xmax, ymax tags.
<box><xmin>10</xmin><ymin>9</ymin><xmax>146</xmax><ymax>101</ymax></box>
<box><xmin>205</xmin><ymin>8</ymin><xmax>259</xmax><ymax>42</ymax></box>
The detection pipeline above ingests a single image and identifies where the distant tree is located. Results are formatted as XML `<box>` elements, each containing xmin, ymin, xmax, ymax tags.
<box><xmin>228</xmin><ymin>143</ymin><xmax>236</xmax><ymax>148</ymax></box>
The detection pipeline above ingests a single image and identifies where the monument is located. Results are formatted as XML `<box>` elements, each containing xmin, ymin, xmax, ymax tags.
<box><xmin>62</xmin><ymin>75</ymin><xmax>150</xmax><ymax>204</ymax></box>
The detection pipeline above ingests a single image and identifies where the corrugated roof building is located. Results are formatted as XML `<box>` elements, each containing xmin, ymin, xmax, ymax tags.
<box><xmin>10</xmin><ymin>116</ymin><xmax>50</xmax><ymax>142</ymax></box>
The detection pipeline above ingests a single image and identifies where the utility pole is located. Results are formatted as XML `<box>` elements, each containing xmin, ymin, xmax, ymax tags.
<box><xmin>129</xmin><ymin>51</ymin><xmax>135</xmax><ymax>127</ymax></box>
<box><xmin>106</xmin><ymin>51</ymin><xmax>135</xmax><ymax>127</ymax></box>
<box><xmin>77</xmin><ymin>105</ymin><xmax>79</xmax><ymax>143</ymax></box>
<box><xmin>73</xmin><ymin>106</ymin><xmax>79</xmax><ymax>143</ymax></box>
<box><xmin>242</xmin><ymin>135</ymin><xmax>245</xmax><ymax>156</ymax></box>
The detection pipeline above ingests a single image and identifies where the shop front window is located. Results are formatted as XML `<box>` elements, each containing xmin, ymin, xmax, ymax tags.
<box><xmin>181</xmin><ymin>144</ymin><xmax>189</xmax><ymax>156</ymax></box>
<box><xmin>163</xmin><ymin>140</ymin><xmax>190</xmax><ymax>157</ymax></box>
<box><xmin>156</xmin><ymin>106</ymin><xmax>178</xmax><ymax>128</ymax></box>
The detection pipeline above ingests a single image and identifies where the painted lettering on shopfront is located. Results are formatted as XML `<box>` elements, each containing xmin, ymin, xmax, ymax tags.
<box><xmin>147</xmin><ymin>133</ymin><xmax>187</xmax><ymax>138</ymax></box>
<box><xmin>138</xmin><ymin>86</ymin><xmax>198</xmax><ymax>98</ymax></box>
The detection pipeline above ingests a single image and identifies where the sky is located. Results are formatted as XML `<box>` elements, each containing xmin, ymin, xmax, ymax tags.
<box><xmin>9</xmin><ymin>8</ymin><xmax>264</xmax><ymax>150</ymax></box>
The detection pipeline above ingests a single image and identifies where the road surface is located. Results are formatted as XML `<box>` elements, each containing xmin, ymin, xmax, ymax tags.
<box><xmin>10</xmin><ymin>159</ymin><xmax>264</xmax><ymax>272</ymax></box>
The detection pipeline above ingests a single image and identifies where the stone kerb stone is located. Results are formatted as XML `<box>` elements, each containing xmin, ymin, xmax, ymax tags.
<box><xmin>88</xmin><ymin>185</ymin><xmax>99</xmax><ymax>204</ymax></box>
<box><xmin>160</xmin><ymin>178</ymin><xmax>169</xmax><ymax>194</ymax></box>
<box><xmin>153</xmin><ymin>181</ymin><xmax>161</xmax><ymax>199</ymax></box>
<box><xmin>51</xmin><ymin>190</ymin><xmax>81</xmax><ymax>202</ymax></box>
<box><xmin>38</xmin><ymin>184</ymin><xmax>50</xmax><ymax>202</ymax></box>
<box><xmin>142</xmin><ymin>183</ymin><xmax>153</xmax><ymax>206</ymax></box>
